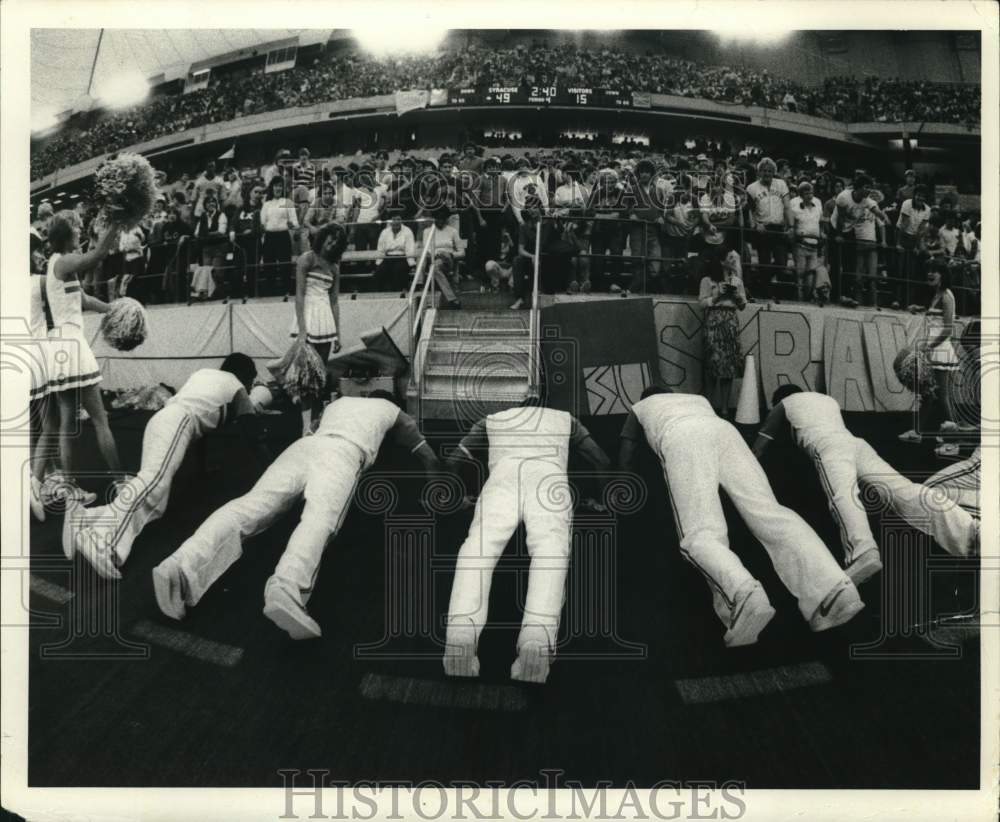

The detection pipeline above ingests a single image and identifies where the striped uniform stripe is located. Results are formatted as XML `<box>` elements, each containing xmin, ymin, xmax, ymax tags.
<box><xmin>810</xmin><ymin>449</ymin><xmax>861</xmax><ymax>558</ymax></box>
<box><xmin>45</xmin><ymin>369</ymin><xmax>102</xmax><ymax>392</ymax></box>
<box><xmin>298</xmin><ymin>452</ymin><xmax>366</xmax><ymax>599</ymax></box>
<box><xmin>661</xmin><ymin>456</ymin><xmax>734</xmax><ymax>610</ymax></box>
<box><xmin>111</xmin><ymin>414</ymin><xmax>194</xmax><ymax>548</ymax></box>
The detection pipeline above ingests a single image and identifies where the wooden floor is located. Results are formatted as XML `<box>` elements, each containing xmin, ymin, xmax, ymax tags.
<box><xmin>26</xmin><ymin>410</ymin><xmax>981</xmax><ymax>788</ymax></box>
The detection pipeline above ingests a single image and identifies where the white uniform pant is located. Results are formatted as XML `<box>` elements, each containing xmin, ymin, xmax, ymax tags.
<box><xmin>447</xmin><ymin>460</ymin><xmax>573</xmax><ymax>652</ymax></box>
<box><xmin>659</xmin><ymin>417</ymin><xmax>848</xmax><ymax>626</ymax></box>
<box><xmin>924</xmin><ymin>448</ymin><xmax>981</xmax><ymax>523</ymax></box>
<box><xmin>73</xmin><ymin>404</ymin><xmax>196</xmax><ymax>565</ymax></box>
<box><xmin>811</xmin><ymin>435</ymin><xmax>978</xmax><ymax>558</ymax></box>
<box><xmin>169</xmin><ymin>435</ymin><xmax>364</xmax><ymax>608</ymax></box>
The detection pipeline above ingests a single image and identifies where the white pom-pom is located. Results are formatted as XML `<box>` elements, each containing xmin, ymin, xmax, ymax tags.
<box><xmin>101</xmin><ymin>298</ymin><xmax>149</xmax><ymax>351</ymax></box>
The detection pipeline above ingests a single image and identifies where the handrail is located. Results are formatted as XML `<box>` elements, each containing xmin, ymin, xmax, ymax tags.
<box><xmin>530</xmin><ymin>220</ymin><xmax>542</xmax><ymax>394</ymax></box>
<box><xmin>407</xmin><ymin>226</ymin><xmax>438</xmax><ymax>399</ymax></box>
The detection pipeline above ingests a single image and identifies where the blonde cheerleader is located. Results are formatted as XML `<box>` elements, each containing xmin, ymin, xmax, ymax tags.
<box><xmin>45</xmin><ymin>212</ymin><xmax>122</xmax><ymax>480</ymax></box>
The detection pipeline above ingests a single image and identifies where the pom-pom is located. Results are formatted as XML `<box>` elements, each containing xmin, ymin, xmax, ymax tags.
<box><xmin>100</xmin><ymin>298</ymin><xmax>149</xmax><ymax>351</ymax></box>
<box><xmin>266</xmin><ymin>340</ymin><xmax>327</xmax><ymax>404</ymax></box>
<box><xmin>893</xmin><ymin>346</ymin><xmax>937</xmax><ymax>399</ymax></box>
<box><xmin>93</xmin><ymin>153</ymin><xmax>158</xmax><ymax>229</ymax></box>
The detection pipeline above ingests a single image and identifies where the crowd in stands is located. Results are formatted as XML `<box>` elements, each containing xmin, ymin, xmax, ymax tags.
<box><xmin>31</xmin><ymin>137</ymin><xmax>981</xmax><ymax>316</ymax></box>
<box><xmin>30</xmin><ymin>42</ymin><xmax>981</xmax><ymax>180</ymax></box>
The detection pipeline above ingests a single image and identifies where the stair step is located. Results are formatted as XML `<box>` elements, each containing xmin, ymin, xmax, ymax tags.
<box><xmin>433</xmin><ymin>309</ymin><xmax>529</xmax><ymax>331</ymax></box>
<box><xmin>454</xmin><ymin>292</ymin><xmax>518</xmax><ymax>311</ymax></box>
<box><xmin>427</xmin><ymin>339</ymin><xmax>533</xmax><ymax>353</ymax></box>
<box><xmin>426</xmin><ymin>350</ymin><xmax>531</xmax><ymax>368</ymax></box>
<box><xmin>424</xmin><ymin>364</ymin><xmax>529</xmax><ymax>379</ymax></box>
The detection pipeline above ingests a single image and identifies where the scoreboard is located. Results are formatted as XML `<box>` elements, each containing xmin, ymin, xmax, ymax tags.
<box><xmin>445</xmin><ymin>85</ymin><xmax>648</xmax><ymax>109</ymax></box>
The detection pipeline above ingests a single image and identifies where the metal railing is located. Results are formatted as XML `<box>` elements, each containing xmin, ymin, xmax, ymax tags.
<box><xmin>532</xmin><ymin>214</ymin><xmax>981</xmax><ymax>314</ymax></box>
<box><xmin>406</xmin><ymin>226</ymin><xmax>438</xmax><ymax>399</ymax></box>
<box><xmin>529</xmin><ymin>220</ymin><xmax>542</xmax><ymax>395</ymax></box>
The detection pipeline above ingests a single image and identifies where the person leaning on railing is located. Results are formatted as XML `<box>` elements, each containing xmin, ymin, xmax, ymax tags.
<box><xmin>226</xmin><ymin>183</ymin><xmax>264</xmax><ymax>303</ymax></box>
<box><xmin>745</xmin><ymin>157</ymin><xmax>791</xmax><ymax>302</ymax></box>
<box><xmin>259</xmin><ymin>175</ymin><xmax>300</xmax><ymax>301</ymax></box>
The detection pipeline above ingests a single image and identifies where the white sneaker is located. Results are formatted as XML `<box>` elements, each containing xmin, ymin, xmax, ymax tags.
<box><xmin>809</xmin><ymin>579</ymin><xmax>864</xmax><ymax>632</ymax></box>
<box><xmin>29</xmin><ymin>476</ymin><xmax>45</xmax><ymax>523</ymax></box>
<box><xmin>898</xmin><ymin>430</ymin><xmax>922</xmax><ymax>444</ymax></box>
<box><xmin>509</xmin><ymin>298</ymin><xmax>524</xmax><ymax>310</ymax></box>
<box><xmin>152</xmin><ymin>557</ymin><xmax>188</xmax><ymax>620</ymax></box>
<box><xmin>845</xmin><ymin>549</ymin><xmax>883</xmax><ymax>586</ymax></box>
<box><xmin>46</xmin><ymin>474</ymin><xmax>97</xmax><ymax>507</ymax></box>
<box><xmin>443</xmin><ymin>618</ymin><xmax>480</xmax><ymax>679</ymax></box>
<box><xmin>939</xmin><ymin>421</ymin><xmax>959</xmax><ymax>432</ymax></box>
<box><xmin>511</xmin><ymin>641</ymin><xmax>553</xmax><ymax>684</ymax></box>
<box><xmin>723</xmin><ymin>583</ymin><xmax>776</xmax><ymax>647</ymax></box>
<box><xmin>935</xmin><ymin>443</ymin><xmax>961</xmax><ymax>458</ymax></box>
<box><xmin>263</xmin><ymin>579</ymin><xmax>321</xmax><ymax>640</ymax></box>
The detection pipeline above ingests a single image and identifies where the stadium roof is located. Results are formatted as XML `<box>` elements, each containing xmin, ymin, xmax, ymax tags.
<box><xmin>31</xmin><ymin>29</ymin><xmax>333</xmax><ymax>118</ymax></box>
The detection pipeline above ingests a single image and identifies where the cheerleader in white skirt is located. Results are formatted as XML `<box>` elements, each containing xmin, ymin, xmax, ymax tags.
<box><xmin>899</xmin><ymin>259</ymin><xmax>960</xmax><ymax>447</ymax></box>
<box><xmin>45</xmin><ymin>213</ymin><xmax>123</xmax><ymax>481</ymax></box>
<box><xmin>290</xmin><ymin>223</ymin><xmax>347</xmax><ymax>423</ymax></box>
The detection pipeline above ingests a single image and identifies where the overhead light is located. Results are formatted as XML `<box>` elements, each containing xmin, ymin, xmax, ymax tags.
<box><xmin>95</xmin><ymin>72</ymin><xmax>150</xmax><ymax>109</ymax></box>
<box><xmin>711</xmin><ymin>24</ymin><xmax>792</xmax><ymax>45</ymax></box>
<box><xmin>353</xmin><ymin>27</ymin><xmax>447</xmax><ymax>57</ymax></box>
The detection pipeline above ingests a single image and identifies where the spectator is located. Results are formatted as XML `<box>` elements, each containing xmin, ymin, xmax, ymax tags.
<box><xmin>745</xmin><ymin>157</ymin><xmax>790</xmax><ymax>300</ymax></box>
<box><xmin>894</xmin><ymin>168</ymin><xmax>918</xmax><ymax>207</ymax></box>
<box><xmin>895</xmin><ymin>184</ymin><xmax>931</xmax><ymax>283</ymax></box>
<box><xmin>352</xmin><ymin>165</ymin><xmax>387</xmax><ymax>252</ymax></box>
<box><xmin>192</xmin><ymin>195</ymin><xmax>228</xmax><ymax>300</ymax></box>
<box><xmin>259</xmin><ymin>175</ymin><xmax>299</xmax><ymax>300</ymax></box>
<box><xmin>228</xmin><ymin>183</ymin><xmax>264</xmax><ymax>302</ymax></box>
<box><xmin>375</xmin><ymin>215</ymin><xmax>416</xmax><ymax>291</ymax></box>
<box><xmin>785</xmin><ymin>180</ymin><xmax>824</xmax><ymax>302</ymax></box>
<box><xmin>421</xmin><ymin>208</ymin><xmax>463</xmax><ymax>309</ymax></box>
<box><xmin>698</xmin><ymin>247</ymin><xmax>747</xmax><ymax>419</ymax></box>
<box><xmin>193</xmin><ymin>160</ymin><xmax>225</xmax><ymax>211</ymax></box>
<box><xmin>292</xmin><ymin>148</ymin><xmax>317</xmax><ymax>223</ymax></box>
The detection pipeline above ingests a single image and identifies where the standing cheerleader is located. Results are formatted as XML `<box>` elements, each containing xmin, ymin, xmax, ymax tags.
<box><xmin>45</xmin><ymin>212</ymin><xmax>123</xmax><ymax>483</ymax></box>
<box><xmin>290</xmin><ymin>223</ymin><xmax>347</xmax><ymax>424</ymax></box>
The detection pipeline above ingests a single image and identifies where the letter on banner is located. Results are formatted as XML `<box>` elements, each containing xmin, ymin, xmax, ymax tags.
<box><xmin>824</xmin><ymin>317</ymin><xmax>875</xmax><ymax>411</ymax></box>
<box><xmin>863</xmin><ymin>318</ymin><xmax>915</xmax><ymax>412</ymax></box>
<box><xmin>758</xmin><ymin>310</ymin><xmax>813</xmax><ymax>407</ymax></box>
<box><xmin>655</xmin><ymin>300</ymin><xmax>703</xmax><ymax>394</ymax></box>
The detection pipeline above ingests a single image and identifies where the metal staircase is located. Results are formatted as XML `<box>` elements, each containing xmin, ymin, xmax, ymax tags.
<box><xmin>406</xmin><ymin>226</ymin><xmax>542</xmax><ymax>424</ymax></box>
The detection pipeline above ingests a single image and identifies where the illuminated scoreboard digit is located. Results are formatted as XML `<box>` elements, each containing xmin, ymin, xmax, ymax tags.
<box><xmin>485</xmin><ymin>86</ymin><xmax>523</xmax><ymax>104</ymax></box>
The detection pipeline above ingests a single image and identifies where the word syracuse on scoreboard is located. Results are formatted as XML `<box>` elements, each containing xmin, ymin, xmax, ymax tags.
<box><xmin>445</xmin><ymin>85</ymin><xmax>652</xmax><ymax>108</ymax></box>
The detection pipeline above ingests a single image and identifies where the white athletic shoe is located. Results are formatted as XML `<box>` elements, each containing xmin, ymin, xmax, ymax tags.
<box><xmin>809</xmin><ymin>578</ymin><xmax>864</xmax><ymax>632</ymax></box>
<box><xmin>29</xmin><ymin>476</ymin><xmax>45</xmax><ymax>523</ymax></box>
<box><xmin>443</xmin><ymin>618</ymin><xmax>481</xmax><ymax>679</ymax></box>
<box><xmin>509</xmin><ymin>298</ymin><xmax>524</xmax><ymax>310</ymax></box>
<box><xmin>898</xmin><ymin>430</ymin><xmax>922</xmax><ymax>444</ymax></box>
<box><xmin>263</xmin><ymin>579</ymin><xmax>321</xmax><ymax>640</ymax></box>
<box><xmin>724</xmin><ymin>583</ymin><xmax>776</xmax><ymax>647</ymax></box>
<box><xmin>46</xmin><ymin>474</ymin><xmax>97</xmax><ymax>507</ymax></box>
<box><xmin>939</xmin><ymin>421</ymin><xmax>959</xmax><ymax>432</ymax></box>
<box><xmin>152</xmin><ymin>557</ymin><xmax>189</xmax><ymax>620</ymax></box>
<box><xmin>845</xmin><ymin>549</ymin><xmax>883</xmax><ymax>586</ymax></box>
<box><xmin>511</xmin><ymin>641</ymin><xmax>553</xmax><ymax>684</ymax></box>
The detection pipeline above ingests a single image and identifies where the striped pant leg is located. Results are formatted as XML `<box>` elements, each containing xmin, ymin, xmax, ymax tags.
<box><xmin>71</xmin><ymin>406</ymin><xmax>196</xmax><ymax>566</ymax></box>
<box><xmin>660</xmin><ymin>420</ymin><xmax>759</xmax><ymax>628</ymax></box>
<box><xmin>169</xmin><ymin>438</ymin><xmax>311</xmax><ymax>607</ymax></box>
<box><xmin>519</xmin><ymin>464</ymin><xmax>573</xmax><ymax>652</ymax></box>
<box><xmin>718</xmin><ymin>423</ymin><xmax>849</xmax><ymax>621</ymax></box>
<box><xmin>446</xmin><ymin>463</ymin><xmax>522</xmax><ymax>646</ymax></box>
<box><xmin>270</xmin><ymin>438</ymin><xmax>364</xmax><ymax>607</ymax></box>
<box><xmin>858</xmin><ymin>441</ymin><xmax>978</xmax><ymax>558</ymax></box>
<box><xmin>810</xmin><ymin>434</ymin><xmax>878</xmax><ymax>563</ymax></box>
